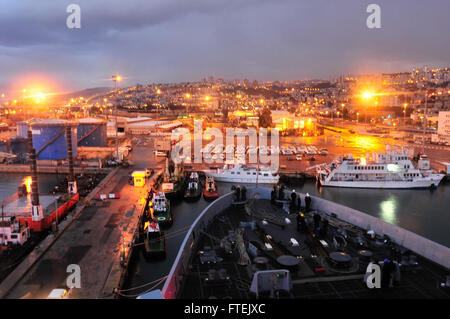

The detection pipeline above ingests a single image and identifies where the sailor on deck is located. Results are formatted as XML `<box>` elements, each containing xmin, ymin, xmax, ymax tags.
<box><xmin>290</xmin><ymin>190</ymin><xmax>298</xmax><ymax>211</ymax></box>
<box><xmin>305</xmin><ymin>193</ymin><xmax>312</xmax><ymax>212</ymax></box>
<box><xmin>297</xmin><ymin>212</ymin><xmax>306</xmax><ymax>232</ymax></box>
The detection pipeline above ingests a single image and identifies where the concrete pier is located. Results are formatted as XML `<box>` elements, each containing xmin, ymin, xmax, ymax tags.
<box><xmin>0</xmin><ymin>143</ymin><xmax>160</xmax><ymax>299</ymax></box>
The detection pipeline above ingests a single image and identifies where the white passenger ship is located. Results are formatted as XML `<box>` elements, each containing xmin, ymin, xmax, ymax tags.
<box><xmin>316</xmin><ymin>152</ymin><xmax>444</xmax><ymax>189</ymax></box>
<box><xmin>205</xmin><ymin>164</ymin><xmax>279</xmax><ymax>184</ymax></box>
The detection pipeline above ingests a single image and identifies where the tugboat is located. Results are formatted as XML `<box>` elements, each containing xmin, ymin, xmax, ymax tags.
<box><xmin>151</xmin><ymin>192</ymin><xmax>172</xmax><ymax>227</ymax></box>
<box><xmin>184</xmin><ymin>172</ymin><xmax>202</xmax><ymax>202</ymax></box>
<box><xmin>203</xmin><ymin>176</ymin><xmax>219</xmax><ymax>201</ymax></box>
<box><xmin>143</xmin><ymin>219</ymin><xmax>166</xmax><ymax>260</ymax></box>
<box><xmin>158</xmin><ymin>156</ymin><xmax>186</xmax><ymax>200</ymax></box>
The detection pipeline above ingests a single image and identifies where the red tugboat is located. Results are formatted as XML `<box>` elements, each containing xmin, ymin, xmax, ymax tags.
<box><xmin>202</xmin><ymin>176</ymin><xmax>219</xmax><ymax>201</ymax></box>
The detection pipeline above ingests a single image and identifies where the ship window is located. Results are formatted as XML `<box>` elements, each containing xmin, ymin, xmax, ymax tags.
<box><xmin>264</xmin><ymin>173</ymin><xmax>268</xmax><ymax>176</ymax></box>
<box><xmin>11</xmin><ymin>234</ymin><xmax>17</xmax><ymax>239</ymax></box>
<box><xmin>237</xmin><ymin>172</ymin><xmax>240</xmax><ymax>175</ymax></box>
<box><xmin>253</xmin><ymin>172</ymin><xmax>256</xmax><ymax>175</ymax></box>
<box><xmin>231</xmin><ymin>172</ymin><xmax>235</xmax><ymax>174</ymax></box>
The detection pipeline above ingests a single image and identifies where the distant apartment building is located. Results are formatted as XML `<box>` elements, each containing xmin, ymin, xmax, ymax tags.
<box><xmin>431</xmin><ymin>111</ymin><xmax>450</xmax><ymax>145</ymax></box>
<box><xmin>382</xmin><ymin>72</ymin><xmax>411</xmax><ymax>86</ymax></box>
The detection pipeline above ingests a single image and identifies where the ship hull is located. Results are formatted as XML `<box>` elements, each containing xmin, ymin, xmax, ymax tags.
<box><xmin>203</xmin><ymin>190</ymin><xmax>219</xmax><ymax>201</ymax></box>
<box><xmin>318</xmin><ymin>179</ymin><xmax>442</xmax><ymax>189</ymax></box>
<box><xmin>16</xmin><ymin>193</ymin><xmax>79</xmax><ymax>232</ymax></box>
<box><xmin>206</xmin><ymin>172</ymin><xmax>279</xmax><ymax>184</ymax></box>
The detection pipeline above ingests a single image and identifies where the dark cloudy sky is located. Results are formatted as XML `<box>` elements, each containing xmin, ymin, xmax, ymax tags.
<box><xmin>1</xmin><ymin>0</ymin><xmax>449</xmax><ymax>92</ymax></box>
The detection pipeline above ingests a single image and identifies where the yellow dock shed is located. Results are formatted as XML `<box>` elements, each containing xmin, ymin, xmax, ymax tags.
<box><xmin>132</xmin><ymin>171</ymin><xmax>146</xmax><ymax>187</ymax></box>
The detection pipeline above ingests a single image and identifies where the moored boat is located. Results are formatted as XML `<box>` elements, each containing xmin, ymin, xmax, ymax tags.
<box><xmin>316</xmin><ymin>151</ymin><xmax>444</xmax><ymax>189</ymax></box>
<box><xmin>184</xmin><ymin>172</ymin><xmax>202</xmax><ymax>201</ymax></box>
<box><xmin>158</xmin><ymin>157</ymin><xmax>186</xmax><ymax>200</ymax></box>
<box><xmin>204</xmin><ymin>164</ymin><xmax>279</xmax><ymax>184</ymax></box>
<box><xmin>151</xmin><ymin>192</ymin><xmax>172</xmax><ymax>227</ymax></box>
<box><xmin>202</xmin><ymin>176</ymin><xmax>219</xmax><ymax>201</ymax></box>
<box><xmin>142</xmin><ymin>219</ymin><xmax>166</xmax><ymax>260</ymax></box>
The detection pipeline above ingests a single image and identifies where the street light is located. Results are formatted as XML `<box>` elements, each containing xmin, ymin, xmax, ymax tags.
<box><xmin>362</xmin><ymin>91</ymin><xmax>373</xmax><ymax>99</ymax></box>
<box><xmin>112</xmin><ymin>75</ymin><xmax>121</xmax><ymax>160</ymax></box>
<box><xmin>185</xmin><ymin>93</ymin><xmax>191</xmax><ymax>114</ymax></box>
<box><xmin>403</xmin><ymin>103</ymin><xmax>408</xmax><ymax>124</ymax></box>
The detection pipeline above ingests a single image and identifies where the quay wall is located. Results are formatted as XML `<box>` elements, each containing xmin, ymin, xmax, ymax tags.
<box><xmin>162</xmin><ymin>187</ymin><xmax>449</xmax><ymax>299</ymax></box>
<box><xmin>0</xmin><ymin>165</ymin><xmax>110</xmax><ymax>174</ymax></box>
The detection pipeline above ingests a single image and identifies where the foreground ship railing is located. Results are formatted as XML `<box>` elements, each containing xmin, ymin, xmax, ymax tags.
<box><xmin>161</xmin><ymin>188</ymin><xmax>450</xmax><ymax>299</ymax></box>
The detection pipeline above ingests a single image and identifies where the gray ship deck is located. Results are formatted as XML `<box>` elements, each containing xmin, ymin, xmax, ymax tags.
<box><xmin>178</xmin><ymin>199</ymin><xmax>450</xmax><ymax>299</ymax></box>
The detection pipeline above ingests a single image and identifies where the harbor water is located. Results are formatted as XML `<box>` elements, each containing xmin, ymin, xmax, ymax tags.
<box><xmin>0</xmin><ymin>173</ymin><xmax>67</xmax><ymax>203</ymax></box>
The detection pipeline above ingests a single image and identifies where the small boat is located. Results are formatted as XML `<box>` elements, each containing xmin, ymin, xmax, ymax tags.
<box><xmin>157</xmin><ymin>158</ymin><xmax>186</xmax><ymax>200</ymax></box>
<box><xmin>203</xmin><ymin>176</ymin><xmax>219</xmax><ymax>201</ymax></box>
<box><xmin>184</xmin><ymin>172</ymin><xmax>202</xmax><ymax>201</ymax></box>
<box><xmin>143</xmin><ymin>219</ymin><xmax>166</xmax><ymax>260</ymax></box>
<box><xmin>151</xmin><ymin>192</ymin><xmax>172</xmax><ymax>227</ymax></box>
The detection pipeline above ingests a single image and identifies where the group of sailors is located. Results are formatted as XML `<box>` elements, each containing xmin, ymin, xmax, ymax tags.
<box><xmin>365</xmin><ymin>258</ymin><xmax>401</xmax><ymax>289</ymax></box>
<box><xmin>269</xmin><ymin>185</ymin><xmax>315</xmax><ymax>234</ymax></box>
<box><xmin>271</xmin><ymin>185</ymin><xmax>311</xmax><ymax>210</ymax></box>
<box><xmin>232</xmin><ymin>185</ymin><xmax>247</xmax><ymax>202</ymax></box>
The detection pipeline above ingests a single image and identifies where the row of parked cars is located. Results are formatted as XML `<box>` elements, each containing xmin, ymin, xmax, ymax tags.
<box><xmin>196</xmin><ymin>144</ymin><xmax>328</xmax><ymax>155</ymax></box>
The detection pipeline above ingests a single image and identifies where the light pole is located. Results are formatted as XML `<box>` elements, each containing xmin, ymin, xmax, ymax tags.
<box><xmin>112</xmin><ymin>75</ymin><xmax>121</xmax><ymax>160</ymax></box>
<box><xmin>186</xmin><ymin>93</ymin><xmax>191</xmax><ymax>115</ymax></box>
<box><xmin>403</xmin><ymin>103</ymin><xmax>407</xmax><ymax>125</ymax></box>
<box><xmin>422</xmin><ymin>91</ymin><xmax>428</xmax><ymax>154</ymax></box>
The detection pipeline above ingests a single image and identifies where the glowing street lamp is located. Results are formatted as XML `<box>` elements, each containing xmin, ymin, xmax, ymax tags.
<box><xmin>403</xmin><ymin>103</ymin><xmax>408</xmax><ymax>124</ymax></box>
<box><xmin>362</xmin><ymin>91</ymin><xmax>373</xmax><ymax>99</ymax></box>
<box><xmin>112</xmin><ymin>75</ymin><xmax>121</xmax><ymax>90</ymax></box>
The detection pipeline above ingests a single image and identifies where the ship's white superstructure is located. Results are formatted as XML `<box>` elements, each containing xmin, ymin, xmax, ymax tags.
<box><xmin>205</xmin><ymin>164</ymin><xmax>279</xmax><ymax>184</ymax></box>
<box><xmin>316</xmin><ymin>152</ymin><xmax>444</xmax><ymax>189</ymax></box>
